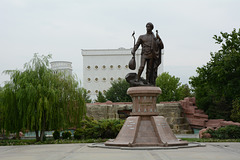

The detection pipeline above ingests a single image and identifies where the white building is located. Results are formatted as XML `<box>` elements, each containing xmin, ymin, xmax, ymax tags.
<box><xmin>82</xmin><ymin>48</ymin><xmax>164</xmax><ymax>100</ymax></box>
<box><xmin>50</xmin><ymin>61</ymin><xmax>72</xmax><ymax>77</ymax></box>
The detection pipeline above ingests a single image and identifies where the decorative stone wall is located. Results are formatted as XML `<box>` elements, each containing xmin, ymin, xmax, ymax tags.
<box><xmin>180</xmin><ymin>97</ymin><xmax>240</xmax><ymax>129</ymax></box>
<box><xmin>86</xmin><ymin>102</ymin><xmax>132</xmax><ymax>120</ymax></box>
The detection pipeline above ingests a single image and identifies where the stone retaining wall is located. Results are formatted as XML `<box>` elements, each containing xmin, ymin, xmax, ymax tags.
<box><xmin>87</xmin><ymin>97</ymin><xmax>240</xmax><ymax>134</ymax></box>
<box><xmin>86</xmin><ymin>101</ymin><xmax>192</xmax><ymax>134</ymax></box>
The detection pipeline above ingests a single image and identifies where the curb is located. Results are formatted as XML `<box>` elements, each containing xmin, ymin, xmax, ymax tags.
<box><xmin>88</xmin><ymin>143</ymin><xmax>206</xmax><ymax>150</ymax></box>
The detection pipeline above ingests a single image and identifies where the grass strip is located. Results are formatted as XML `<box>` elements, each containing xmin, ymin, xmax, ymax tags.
<box><xmin>0</xmin><ymin>138</ymin><xmax>107</xmax><ymax>146</ymax></box>
<box><xmin>181</xmin><ymin>138</ymin><xmax>240</xmax><ymax>142</ymax></box>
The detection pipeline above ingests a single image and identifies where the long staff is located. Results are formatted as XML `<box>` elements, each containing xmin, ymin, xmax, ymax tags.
<box><xmin>132</xmin><ymin>31</ymin><xmax>136</xmax><ymax>57</ymax></box>
<box><xmin>129</xmin><ymin>31</ymin><xmax>136</xmax><ymax>70</ymax></box>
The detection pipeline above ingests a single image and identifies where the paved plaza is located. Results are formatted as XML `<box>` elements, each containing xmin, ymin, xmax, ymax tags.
<box><xmin>0</xmin><ymin>142</ymin><xmax>240</xmax><ymax>160</ymax></box>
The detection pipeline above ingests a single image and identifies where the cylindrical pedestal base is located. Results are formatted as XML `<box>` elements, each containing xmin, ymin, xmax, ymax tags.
<box><xmin>127</xmin><ymin>86</ymin><xmax>161</xmax><ymax>116</ymax></box>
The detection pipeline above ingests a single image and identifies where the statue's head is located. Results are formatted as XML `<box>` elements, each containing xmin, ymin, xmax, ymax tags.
<box><xmin>146</xmin><ymin>22</ymin><xmax>154</xmax><ymax>32</ymax></box>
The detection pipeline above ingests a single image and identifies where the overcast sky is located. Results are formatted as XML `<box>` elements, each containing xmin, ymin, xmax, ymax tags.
<box><xmin>1</xmin><ymin>0</ymin><xmax>240</xmax><ymax>87</ymax></box>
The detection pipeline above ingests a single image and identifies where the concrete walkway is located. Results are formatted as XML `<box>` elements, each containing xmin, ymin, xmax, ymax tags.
<box><xmin>0</xmin><ymin>142</ymin><xmax>240</xmax><ymax>160</ymax></box>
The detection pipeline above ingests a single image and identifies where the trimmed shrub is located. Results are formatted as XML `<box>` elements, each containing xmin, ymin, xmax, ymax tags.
<box><xmin>74</xmin><ymin>128</ymin><xmax>84</xmax><ymax>140</ymax></box>
<box><xmin>62</xmin><ymin>131</ymin><xmax>72</xmax><ymax>139</ymax></box>
<box><xmin>99</xmin><ymin>119</ymin><xmax>124</xmax><ymax>138</ymax></box>
<box><xmin>74</xmin><ymin>117</ymin><xmax>124</xmax><ymax>139</ymax></box>
<box><xmin>206</xmin><ymin>125</ymin><xmax>240</xmax><ymax>139</ymax></box>
<box><xmin>53</xmin><ymin>130</ymin><xmax>60</xmax><ymax>140</ymax></box>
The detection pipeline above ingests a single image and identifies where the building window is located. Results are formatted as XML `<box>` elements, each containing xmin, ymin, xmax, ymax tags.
<box><xmin>102</xmin><ymin>65</ymin><xmax>106</xmax><ymax>69</ymax></box>
<box><xmin>95</xmin><ymin>65</ymin><xmax>98</xmax><ymax>69</ymax></box>
<box><xmin>87</xmin><ymin>90</ymin><xmax>91</xmax><ymax>93</ymax></box>
<box><xmin>125</xmin><ymin>65</ymin><xmax>128</xmax><ymax>68</ymax></box>
<box><xmin>87</xmin><ymin>66</ymin><xmax>91</xmax><ymax>70</ymax></box>
<box><xmin>103</xmin><ymin>90</ymin><xmax>106</xmax><ymax>93</ymax></box>
<box><xmin>95</xmin><ymin>90</ymin><xmax>98</xmax><ymax>93</ymax></box>
<box><xmin>110</xmin><ymin>77</ymin><xmax>114</xmax><ymax>81</ymax></box>
<box><xmin>87</xmin><ymin>78</ymin><xmax>91</xmax><ymax>82</ymax></box>
<box><xmin>102</xmin><ymin>77</ymin><xmax>106</xmax><ymax>81</ymax></box>
<box><xmin>110</xmin><ymin>65</ymin><xmax>113</xmax><ymax>69</ymax></box>
<box><xmin>118</xmin><ymin>65</ymin><xmax>121</xmax><ymax>69</ymax></box>
<box><xmin>118</xmin><ymin>77</ymin><xmax>121</xmax><ymax>81</ymax></box>
<box><xmin>95</xmin><ymin>78</ymin><xmax>98</xmax><ymax>81</ymax></box>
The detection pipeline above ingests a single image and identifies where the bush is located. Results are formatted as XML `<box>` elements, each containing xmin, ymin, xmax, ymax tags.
<box><xmin>206</xmin><ymin>125</ymin><xmax>240</xmax><ymax>139</ymax></box>
<box><xmin>74</xmin><ymin>117</ymin><xmax>124</xmax><ymax>139</ymax></box>
<box><xmin>231</xmin><ymin>98</ymin><xmax>240</xmax><ymax>122</ymax></box>
<box><xmin>75</xmin><ymin>117</ymin><xmax>101</xmax><ymax>139</ymax></box>
<box><xmin>53</xmin><ymin>130</ymin><xmax>60</xmax><ymax>140</ymax></box>
<box><xmin>99</xmin><ymin>119</ymin><xmax>125</xmax><ymax>138</ymax></box>
<box><xmin>62</xmin><ymin>131</ymin><xmax>72</xmax><ymax>139</ymax></box>
<box><xmin>74</xmin><ymin>128</ymin><xmax>84</xmax><ymax>140</ymax></box>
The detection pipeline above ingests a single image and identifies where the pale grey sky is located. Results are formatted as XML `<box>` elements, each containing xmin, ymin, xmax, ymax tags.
<box><xmin>1</xmin><ymin>0</ymin><xmax>240</xmax><ymax>86</ymax></box>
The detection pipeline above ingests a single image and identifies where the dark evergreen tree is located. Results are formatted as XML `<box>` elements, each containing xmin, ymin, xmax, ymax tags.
<box><xmin>105</xmin><ymin>79</ymin><xmax>131</xmax><ymax>102</ymax></box>
<box><xmin>96</xmin><ymin>91</ymin><xmax>107</xmax><ymax>103</ymax></box>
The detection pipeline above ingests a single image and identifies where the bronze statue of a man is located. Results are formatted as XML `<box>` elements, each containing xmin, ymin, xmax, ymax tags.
<box><xmin>130</xmin><ymin>22</ymin><xmax>164</xmax><ymax>86</ymax></box>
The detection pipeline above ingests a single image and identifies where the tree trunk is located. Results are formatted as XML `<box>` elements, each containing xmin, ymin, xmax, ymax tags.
<box><xmin>35</xmin><ymin>104</ymin><xmax>40</xmax><ymax>141</ymax></box>
<box><xmin>35</xmin><ymin>129</ymin><xmax>40</xmax><ymax>141</ymax></box>
<box><xmin>2</xmin><ymin>129</ymin><xmax>7</xmax><ymax>140</ymax></box>
<box><xmin>40</xmin><ymin>130</ymin><xmax>45</xmax><ymax>141</ymax></box>
<box><xmin>16</xmin><ymin>131</ymin><xmax>20</xmax><ymax>139</ymax></box>
<box><xmin>40</xmin><ymin>111</ymin><xmax>46</xmax><ymax>141</ymax></box>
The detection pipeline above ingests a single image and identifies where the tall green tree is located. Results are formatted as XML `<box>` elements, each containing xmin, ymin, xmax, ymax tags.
<box><xmin>178</xmin><ymin>84</ymin><xmax>193</xmax><ymax>99</ymax></box>
<box><xmin>156</xmin><ymin>72</ymin><xmax>192</xmax><ymax>102</ymax></box>
<box><xmin>0</xmin><ymin>87</ymin><xmax>6</xmax><ymax>136</ymax></box>
<box><xmin>2</xmin><ymin>53</ymin><xmax>86</xmax><ymax>141</ymax></box>
<box><xmin>80</xmin><ymin>88</ymin><xmax>91</xmax><ymax>103</ymax></box>
<box><xmin>105</xmin><ymin>79</ymin><xmax>131</xmax><ymax>102</ymax></box>
<box><xmin>96</xmin><ymin>91</ymin><xmax>107</xmax><ymax>103</ymax></box>
<box><xmin>190</xmin><ymin>28</ymin><xmax>240</xmax><ymax>120</ymax></box>
<box><xmin>2</xmin><ymin>82</ymin><xmax>21</xmax><ymax>137</ymax></box>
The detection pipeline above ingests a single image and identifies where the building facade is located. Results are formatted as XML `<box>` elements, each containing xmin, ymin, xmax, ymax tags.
<box><xmin>50</xmin><ymin>61</ymin><xmax>72</xmax><ymax>77</ymax></box>
<box><xmin>82</xmin><ymin>48</ymin><xmax>164</xmax><ymax>100</ymax></box>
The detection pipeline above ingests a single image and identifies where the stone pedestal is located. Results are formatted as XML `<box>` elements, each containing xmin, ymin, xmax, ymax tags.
<box><xmin>128</xmin><ymin>86</ymin><xmax>160</xmax><ymax>116</ymax></box>
<box><xmin>105</xmin><ymin>86</ymin><xmax>188</xmax><ymax>147</ymax></box>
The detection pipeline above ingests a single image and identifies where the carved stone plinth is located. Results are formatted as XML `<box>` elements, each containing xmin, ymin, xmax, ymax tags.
<box><xmin>105</xmin><ymin>86</ymin><xmax>188</xmax><ymax>147</ymax></box>
<box><xmin>128</xmin><ymin>86</ymin><xmax>160</xmax><ymax>116</ymax></box>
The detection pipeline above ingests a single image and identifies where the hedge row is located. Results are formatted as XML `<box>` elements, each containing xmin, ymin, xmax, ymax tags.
<box><xmin>53</xmin><ymin>118</ymin><xmax>125</xmax><ymax>140</ymax></box>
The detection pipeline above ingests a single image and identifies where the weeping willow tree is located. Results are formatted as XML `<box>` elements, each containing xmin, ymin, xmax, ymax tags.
<box><xmin>0</xmin><ymin>87</ymin><xmax>7</xmax><ymax>137</ymax></box>
<box><xmin>2</xmin><ymin>53</ymin><xmax>86</xmax><ymax>141</ymax></box>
